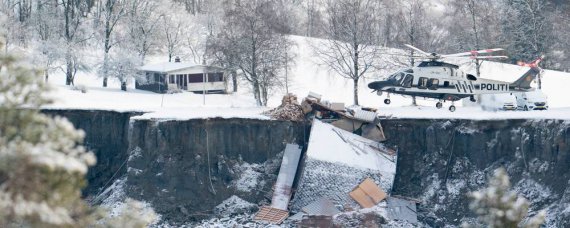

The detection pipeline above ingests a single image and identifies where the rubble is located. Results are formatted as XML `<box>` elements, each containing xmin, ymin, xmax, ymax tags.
<box><xmin>263</xmin><ymin>93</ymin><xmax>305</xmax><ymax>121</ymax></box>
<box><xmin>254</xmin><ymin>144</ymin><xmax>302</xmax><ymax>224</ymax></box>
<box><xmin>301</xmin><ymin>92</ymin><xmax>386</xmax><ymax>142</ymax></box>
<box><xmin>213</xmin><ymin>195</ymin><xmax>258</xmax><ymax>218</ymax></box>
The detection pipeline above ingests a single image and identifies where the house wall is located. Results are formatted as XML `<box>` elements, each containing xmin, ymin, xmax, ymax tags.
<box><xmin>167</xmin><ymin>71</ymin><xmax>227</xmax><ymax>93</ymax></box>
<box><xmin>136</xmin><ymin>72</ymin><xmax>167</xmax><ymax>93</ymax></box>
<box><xmin>137</xmin><ymin>66</ymin><xmax>227</xmax><ymax>93</ymax></box>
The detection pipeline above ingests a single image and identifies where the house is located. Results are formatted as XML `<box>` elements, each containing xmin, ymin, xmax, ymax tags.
<box><xmin>137</xmin><ymin>58</ymin><xmax>227</xmax><ymax>94</ymax></box>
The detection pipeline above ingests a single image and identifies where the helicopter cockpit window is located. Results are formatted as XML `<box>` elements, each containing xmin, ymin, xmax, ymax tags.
<box><xmin>428</xmin><ymin>78</ymin><xmax>439</xmax><ymax>90</ymax></box>
<box><xmin>401</xmin><ymin>74</ymin><xmax>413</xmax><ymax>88</ymax></box>
<box><xmin>418</xmin><ymin>77</ymin><xmax>428</xmax><ymax>89</ymax></box>
<box><xmin>388</xmin><ymin>72</ymin><xmax>404</xmax><ymax>81</ymax></box>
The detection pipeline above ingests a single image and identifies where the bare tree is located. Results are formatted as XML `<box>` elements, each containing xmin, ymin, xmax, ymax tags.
<box><xmin>126</xmin><ymin>0</ymin><xmax>164</xmax><ymax>62</ymax></box>
<box><xmin>499</xmin><ymin>0</ymin><xmax>554</xmax><ymax>64</ymax></box>
<box><xmin>96</xmin><ymin>0</ymin><xmax>127</xmax><ymax>87</ymax></box>
<box><xmin>447</xmin><ymin>0</ymin><xmax>499</xmax><ymax>77</ymax></box>
<box><xmin>395</xmin><ymin>0</ymin><xmax>445</xmax><ymax>105</ymax></box>
<box><xmin>313</xmin><ymin>0</ymin><xmax>384</xmax><ymax>105</ymax></box>
<box><xmin>213</xmin><ymin>0</ymin><xmax>293</xmax><ymax>106</ymax></box>
<box><xmin>60</xmin><ymin>0</ymin><xmax>90</xmax><ymax>86</ymax></box>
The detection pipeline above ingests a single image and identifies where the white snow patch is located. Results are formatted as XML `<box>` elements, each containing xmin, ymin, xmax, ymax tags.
<box><xmin>231</xmin><ymin>162</ymin><xmax>263</xmax><ymax>192</ymax></box>
<box><xmin>305</xmin><ymin>120</ymin><xmax>397</xmax><ymax>173</ymax></box>
<box><xmin>446</xmin><ymin>179</ymin><xmax>467</xmax><ymax>199</ymax></box>
<box><xmin>213</xmin><ymin>195</ymin><xmax>257</xmax><ymax>217</ymax></box>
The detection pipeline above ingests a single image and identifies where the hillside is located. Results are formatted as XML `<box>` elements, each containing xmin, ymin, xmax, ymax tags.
<box><xmin>43</xmin><ymin>35</ymin><xmax>570</xmax><ymax>119</ymax></box>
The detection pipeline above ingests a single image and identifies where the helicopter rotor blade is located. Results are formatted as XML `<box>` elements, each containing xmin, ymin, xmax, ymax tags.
<box><xmin>404</xmin><ymin>44</ymin><xmax>430</xmax><ymax>56</ymax></box>
<box><xmin>383</xmin><ymin>53</ymin><xmax>426</xmax><ymax>58</ymax></box>
<box><xmin>443</xmin><ymin>48</ymin><xmax>504</xmax><ymax>57</ymax></box>
<box><xmin>470</xmin><ymin>55</ymin><xmax>508</xmax><ymax>60</ymax></box>
<box><xmin>450</xmin><ymin>55</ymin><xmax>508</xmax><ymax>60</ymax></box>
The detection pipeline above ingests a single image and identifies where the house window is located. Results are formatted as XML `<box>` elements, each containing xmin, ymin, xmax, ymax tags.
<box><xmin>169</xmin><ymin>75</ymin><xmax>175</xmax><ymax>84</ymax></box>
<box><xmin>207</xmin><ymin>73</ymin><xmax>223</xmax><ymax>82</ymax></box>
<box><xmin>154</xmin><ymin>73</ymin><xmax>161</xmax><ymax>83</ymax></box>
<box><xmin>188</xmin><ymin>74</ymin><xmax>204</xmax><ymax>83</ymax></box>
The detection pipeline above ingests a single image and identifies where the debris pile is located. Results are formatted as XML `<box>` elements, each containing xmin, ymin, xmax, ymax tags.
<box><xmin>263</xmin><ymin>93</ymin><xmax>305</xmax><ymax>121</ymax></box>
<box><xmin>287</xmin><ymin>120</ymin><xmax>417</xmax><ymax>226</ymax></box>
<box><xmin>301</xmin><ymin>92</ymin><xmax>386</xmax><ymax>142</ymax></box>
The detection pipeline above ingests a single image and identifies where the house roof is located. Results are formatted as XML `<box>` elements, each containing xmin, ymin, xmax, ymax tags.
<box><xmin>140</xmin><ymin>62</ymin><xmax>223</xmax><ymax>73</ymax></box>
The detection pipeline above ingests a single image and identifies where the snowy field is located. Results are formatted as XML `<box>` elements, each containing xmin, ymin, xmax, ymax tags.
<box><xmin>42</xmin><ymin>35</ymin><xmax>570</xmax><ymax>120</ymax></box>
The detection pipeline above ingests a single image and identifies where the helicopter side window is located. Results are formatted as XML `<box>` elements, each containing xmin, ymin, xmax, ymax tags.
<box><xmin>418</xmin><ymin>77</ymin><xmax>428</xmax><ymax>89</ymax></box>
<box><xmin>427</xmin><ymin>78</ymin><xmax>439</xmax><ymax>90</ymax></box>
<box><xmin>401</xmin><ymin>74</ymin><xmax>413</xmax><ymax>88</ymax></box>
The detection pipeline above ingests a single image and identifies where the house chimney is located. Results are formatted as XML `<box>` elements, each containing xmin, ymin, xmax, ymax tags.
<box><xmin>175</xmin><ymin>56</ymin><xmax>181</xmax><ymax>63</ymax></box>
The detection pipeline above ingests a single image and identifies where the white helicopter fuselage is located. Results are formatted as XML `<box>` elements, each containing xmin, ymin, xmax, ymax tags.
<box><xmin>369</xmin><ymin>45</ymin><xmax>537</xmax><ymax>112</ymax></box>
<box><xmin>368</xmin><ymin>62</ymin><xmax>535</xmax><ymax>102</ymax></box>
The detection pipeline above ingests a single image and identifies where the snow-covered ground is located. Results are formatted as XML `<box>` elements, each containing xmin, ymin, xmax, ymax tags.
<box><xmin>42</xmin><ymin>35</ymin><xmax>570</xmax><ymax>120</ymax></box>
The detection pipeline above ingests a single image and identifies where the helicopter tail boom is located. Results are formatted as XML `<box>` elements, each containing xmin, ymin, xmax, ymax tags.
<box><xmin>510</xmin><ymin>67</ymin><xmax>541</xmax><ymax>90</ymax></box>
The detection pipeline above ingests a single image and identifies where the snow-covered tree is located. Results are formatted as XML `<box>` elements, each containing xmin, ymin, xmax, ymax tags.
<box><xmin>314</xmin><ymin>0</ymin><xmax>385</xmax><ymax>105</ymax></box>
<box><xmin>95</xmin><ymin>0</ymin><xmax>128</xmax><ymax>88</ymax></box>
<box><xmin>30</xmin><ymin>0</ymin><xmax>63</xmax><ymax>83</ymax></box>
<box><xmin>59</xmin><ymin>0</ymin><xmax>91</xmax><ymax>86</ymax></box>
<box><xmin>160</xmin><ymin>7</ymin><xmax>190</xmax><ymax>63</ymax></box>
<box><xmin>213</xmin><ymin>0</ymin><xmax>293</xmax><ymax>106</ymax></box>
<box><xmin>499</xmin><ymin>0</ymin><xmax>554</xmax><ymax>64</ymax></box>
<box><xmin>125</xmin><ymin>0</ymin><xmax>164</xmax><ymax>62</ymax></box>
<box><xmin>0</xmin><ymin>26</ymin><xmax>155</xmax><ymax>227</ymax></box>
<box><xmin>100</xmin><ymin>48</ymin><xmax>142</xmax><ymax>91</ymax></box>
<box><xmin>447</xmin><ymin>0</ymin><xmax>499</xmax><ymax>77</ymax></box>
<box><xmin>465</xmin><ymin>168</ymin><xmax>545</xmax><ymax>228</ymax></box>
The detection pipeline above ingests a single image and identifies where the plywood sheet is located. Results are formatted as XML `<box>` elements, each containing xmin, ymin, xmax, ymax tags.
<box><xmin>349</xmin><ymin>188</ymin><xmax>376</xmax><ymax>208</ymax></box>
<box><xmin>359</xmin><ymin>178</ymin><xmax>387</xmax><ymax>204</ymax></box>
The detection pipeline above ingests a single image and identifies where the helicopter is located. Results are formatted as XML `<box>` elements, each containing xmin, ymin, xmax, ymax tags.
<box><xmin>368</xmin><ymin>45</ymin><xmax>541</xmax><ymax>112</ymax></box>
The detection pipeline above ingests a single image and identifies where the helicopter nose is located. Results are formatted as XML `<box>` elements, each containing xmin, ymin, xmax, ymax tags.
<box><xmin>368</xmin><ymin>81</ymin><xmax>392</xmax><ymax>90</ymax></box>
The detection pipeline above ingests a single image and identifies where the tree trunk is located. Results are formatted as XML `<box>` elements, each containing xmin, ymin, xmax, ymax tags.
<box><xmin>261</xmin><ymin>85</ymin><xmax>268</xmax><ymax>106</ymax></box>
<box><xmin>103</xmin><ymin>52</ymin><xmax>109</xmax><ymax>87</ymax></box>
<box><xmin>353</xmin><ymin>78</ymin><xmax>359</xmax><ymax>106</ymax></box>
<box><xmin>232</xmin><ymin>71</ymin><xmax>238</xmax><ymax>92</ymax></box>
<box><xmin>253</xmin><ymin>80</ymin><xmax>261</xmax><ymax>106</ymax></box>
<box><xmin>44</xmin><ymin>70</ymin><xmax>49</xmax><ymax>83</ymax></box>
<box><xmin>412</xmin><ymin>96</ymin><xmax>417</xmax><ymax>106</ymax></box>
<box><xmin>65</xmin><ymin>54</ymin><xmax>73</xmax><ymax>86</ymax></box>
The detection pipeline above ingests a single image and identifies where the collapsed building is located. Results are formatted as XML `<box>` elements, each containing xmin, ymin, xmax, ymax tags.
<box><xmin>254</xmin><ymin>93</ymin><xmax>419</xmax><ymax>226</ymax></box>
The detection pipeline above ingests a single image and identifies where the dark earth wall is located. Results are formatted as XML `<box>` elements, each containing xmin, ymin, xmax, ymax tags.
<box><xmin>126</xmin><ymin>118</ymin><xmax>309</xmax><ymax>223</ymax></box>
<box><xmin>42</xmin><ymin>109</ymin><xmax>141</xmax><ymax>197</ymax></box>
<box><xmin>381</xmin><ymin>119</ymin><xmax>570</xmax><ymax>227</ymax></box>
<box><xmin>39</xmin><ymin>109</ymin><xmax>570</xmax><ymax>227</ymax></box>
